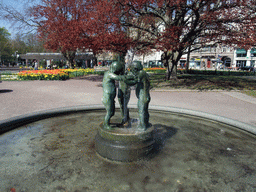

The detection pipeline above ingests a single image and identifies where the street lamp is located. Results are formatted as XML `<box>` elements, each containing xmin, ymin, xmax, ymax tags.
<box><xmin>15</xmin><ymin>51</ymin><xmax>19</xmax><ymax>66</ymax></box>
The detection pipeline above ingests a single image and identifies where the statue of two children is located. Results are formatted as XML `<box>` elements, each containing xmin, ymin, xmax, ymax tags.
<box><xmin>102</xmin><ymin>61</ymin><xmax>150</xmax><ymax>131</ymax></box>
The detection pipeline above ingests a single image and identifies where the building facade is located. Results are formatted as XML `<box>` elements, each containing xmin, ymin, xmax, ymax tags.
<box><xmin>234</xmin><ymin>48</ymin><xmax>256</xmax><ymax>68</ymax></box>
<box><xmin>131</xmin><ymin>45</ymin><xmax>256</xmax><ymax>70</ymax></box>
<box><xmin>19</xmin><ymin>52</ymin><xmax>94</xmax><ymax>68</ymax></box>
<box><xmin>186</xmin><ymin>45</ymin><xmax>234</xmax><ymax>69</ymax></box>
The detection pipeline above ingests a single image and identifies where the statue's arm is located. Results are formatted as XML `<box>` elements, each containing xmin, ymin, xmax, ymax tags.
<box><xmin>124</xmin><ymin>74</ymin><xmax>138</xmax><ymax>85</ymax></box>
<box><xmin>108</xmin><ymin>73</ymin><xmax>124</xmax><ymax>81</ymax></box>
<box><xmin>138</xmin><ymin>71</ymin><xmax>148</xmax><ymax>81</ymax></box>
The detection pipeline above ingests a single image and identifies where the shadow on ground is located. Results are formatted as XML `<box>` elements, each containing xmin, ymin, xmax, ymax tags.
<box><xmin>148</xmin><ymin>124</ymin><xmax>177</xmax><ymax>159</ymax></box>
<box><xmin>0</xmin><ymin>89</ymin><xmax>13</xmax><ymax>93</ymax></box>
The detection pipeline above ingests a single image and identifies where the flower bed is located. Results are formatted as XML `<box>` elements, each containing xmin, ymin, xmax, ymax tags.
<box><xmin>144</xmin><ymin>67</ymin><xmax>166</xmax><ymax>73</ymax></box>
<box><xmin>18</xmin><ymin>69</ymin><xmax>69</xmax><ymax>80</ymax></box>
<box><xmin>60</xmin><ymin>68</ymin><xmax>95</xmax><ymax>77</ymax></box>
<box><xmin>17</xmin><ymin>68</ymin><xmax>96</xmax><ymax>80</ymax></box>
<box><xmin>1</xmin><ymin>75</ymin><xmax>19</xmax><ymax>81</ymax></box>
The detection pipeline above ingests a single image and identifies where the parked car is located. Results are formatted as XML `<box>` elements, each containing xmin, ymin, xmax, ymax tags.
<box><xmin>239</xmin><ymin>66</ymin><xmax>255</xmax><ymax>72</ymax></box>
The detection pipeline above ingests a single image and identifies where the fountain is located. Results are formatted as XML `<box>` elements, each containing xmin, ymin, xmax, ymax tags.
<box><xmin>96</xmin><ymin>61</ymin><xmax>154</xmax><ymax>162</ymax></box>
<box><xmin>0</xmin><ymin>62</ymin><xmax>256</xmax><ymax>191</ymax></box>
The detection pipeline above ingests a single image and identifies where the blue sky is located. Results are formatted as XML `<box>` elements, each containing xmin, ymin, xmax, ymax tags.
<box><xmin>0</xmin><ymin>0</ymin><xmax>39</xmax><ymax>35</ymax></box>
<box><xmin>0</xmin><ymin>0</ymin><xmax>22</xmax><ymax>33</ymax></box>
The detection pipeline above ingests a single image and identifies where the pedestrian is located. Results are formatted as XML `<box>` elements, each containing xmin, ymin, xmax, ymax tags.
<box><xmin>34</xmin><ymin>60</ymin><xmax>38</xmax><ymax>70</ymax></box>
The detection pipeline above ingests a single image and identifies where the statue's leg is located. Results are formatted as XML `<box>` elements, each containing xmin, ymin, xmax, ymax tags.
<box><xmin>123</xmin><ymin>90</ymin><xmax>131</xmax><ymax>124</ymax></box>
<box><xmin>118</xmin><ymin>89</ymin><xmax>124</xmax><ymax>122</ymax></box>
<box><xmin>137</xmin><ymin>99</ymin><xmax>146</xmax><ymax>130</ymax></box>
<box><xmin>138</xmin><ymin>96</ymin><xmax>150</xmax><ymax>130</ymax></box>
<box><xmin>143</xmin><ymin>101</ymin><xmax>150</xmax><ymax>127</ymax></box>
<box><xmin>103</xmin><ymin>95</ymin><xmax>115</xmax><ymax>129</ymax></box>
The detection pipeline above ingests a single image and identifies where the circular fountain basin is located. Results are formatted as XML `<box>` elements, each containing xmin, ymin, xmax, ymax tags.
<box><xmin>96</xmin><ymin>121</ymin><xmax>155</xmax><ymax>162</ymax></box>
<box><xmin>0</xmin><ymin>105</ymin><xmax>256</xmax><ymax>192</ymax></box>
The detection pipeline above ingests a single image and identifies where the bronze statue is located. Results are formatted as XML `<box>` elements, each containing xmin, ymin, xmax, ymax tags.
<box><xmin>102</xmin><ymin>60</ymin><xmax>151</xmax><ymax>131</ymax></box>
<box><xmin>118</xmin><ymin>78</ymin><xmax>131</xmax><ymax>125</ymax></box>
<box><xmin>130</xmin><ymin>61</ymin><xmax>151</xmax><ymax>130</ymax></box>
<box><xmin>102</xmin><ymin>61</ymin><xmax>125</xmax><ymax>129</ymax></box>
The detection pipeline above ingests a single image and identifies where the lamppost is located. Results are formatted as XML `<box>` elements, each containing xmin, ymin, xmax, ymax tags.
<box><xmin>15</xmin><ymin>51</ymin><xmax>19</xmax><ymax>66</ymax></box>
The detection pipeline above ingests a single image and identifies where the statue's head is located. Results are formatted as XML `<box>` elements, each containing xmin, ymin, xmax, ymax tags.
<box><xmin>131</xmin><ymin>61</ymin><xmax>143</xmax><ymax>75</ymax></box>
<box><xmin>110</xmin><ymin>61</ymin><xmax>124</xmax><ymax>75</ymax></box>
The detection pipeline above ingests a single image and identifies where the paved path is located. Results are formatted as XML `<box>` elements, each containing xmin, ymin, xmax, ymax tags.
<box><xmin>1</xmin><ymin>79</ymin><xmax>256</xmax><ymax>127</ymax></box>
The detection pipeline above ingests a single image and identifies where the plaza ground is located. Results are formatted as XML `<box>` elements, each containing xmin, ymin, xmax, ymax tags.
<box><xmin>1</xmin><ymin>79</ymin><xmax>256</xmax><ymax>128</ymax></box>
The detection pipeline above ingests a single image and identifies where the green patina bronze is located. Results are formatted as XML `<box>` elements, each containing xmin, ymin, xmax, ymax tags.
<box><xmin>102</xmin><ymin>61</ymin><xmax>125</xmax><ymax>129</ymax></box>
<box><xmin>130</xmin><ymin>61</ymin><xmax>151</xmax><ymax>130</ymax></box>
<box><xmin>118</xmin><ymin>77</ymin><xmax>131</xmax><ymax>125</ymax></box>
<box><xmin>102</xmin><ymin>61</ymin><xmax>151</xmax><ymax>131</ymax></box>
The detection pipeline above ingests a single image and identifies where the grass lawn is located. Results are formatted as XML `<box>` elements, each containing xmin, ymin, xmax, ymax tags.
<box><xmin>242</xmin><ymin>90</ymin><xmax>256</xmax><ymax>98</ymax></box>
<box><xmin>2</xmin><ymin>69</ymin><xmax>256</xmax><ymax>97</ymax></box>
<box><xmin>149</xmin><ymin>73</ymin><xmax>256</xmax><ymax>95</ymax></box>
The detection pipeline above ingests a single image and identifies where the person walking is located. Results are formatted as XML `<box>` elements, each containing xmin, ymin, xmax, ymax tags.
<box><xmin>34</xmin><ymin>60</ymin><xmax>38</xmax><ymax>70</ymax></box>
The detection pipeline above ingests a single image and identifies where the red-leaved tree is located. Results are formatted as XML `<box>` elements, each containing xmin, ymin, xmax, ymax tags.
<box><xmin>99</xmin><ymin>0</ymin><xmax>256</xmax><ymax>79</ymax></box>
<box><xmin>31</xmin><ymin>0</ymin><xmax>256</xmax><ymax>75</ymax></box>
<box><xmin>32</xmin><ymin>0</ymin><xmax>94</xmax><ymax>67</ymax></box>
<box><xmin>86</xmin><ymin>0</ymin><xmax>153</xmax><ymax>64</ymax></box>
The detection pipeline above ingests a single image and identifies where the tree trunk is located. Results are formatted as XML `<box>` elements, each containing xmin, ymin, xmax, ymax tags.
<box><xmin>186</xmin><ymin>46</ymin><xmax>191</xmax><ymax>72</ymax></box>
<box><xmin>166</xmin><ymin>63</ymin><xmax>178</xmax><ymax>80</ymax></box>
<box><xmin>118</xmin><ymin>52</ymin><xmax>126</xmax><ymax>64</ymax></box>
<box><xmin>166</xmin><ymin>51</ymin><xmax>179</xmax><ymax>80</ymax></box>
<box><xmin>92</xmin><ymin>57</ymin><xmax>97</xmax><ymax>67</ymax></box>
<box><xmin>166</xmin><ymin>61</ymin><xmax>170</xmax><ymax>80</ymax></box>
<box><xmin>92</xmin><ymin>51</ymin><xmax>97</xmax><ymax>67</ymax></box>
<box><xmin>63</xmin><ymin>51</ymin><xmax>76</xmax><ymax>68</ymax></box>
<box><xmin>169</xmin><ymin>62</ymin><xmax>177</xmax><ymax>79</ymax></box>
<box><xmin>161</xmin><ymin>51</ymin><xmax>170</xmax><ymax>80</ymax></box>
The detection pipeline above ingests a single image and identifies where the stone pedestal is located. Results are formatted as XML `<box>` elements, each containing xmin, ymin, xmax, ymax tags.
<box><xmin>95</xmin><ymin>121</ymin><xmax>155</xmax><ymax>162</ymax></box>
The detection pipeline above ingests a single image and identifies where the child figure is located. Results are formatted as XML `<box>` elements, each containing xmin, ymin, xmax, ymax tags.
<box><xmin>130</xmin><ymin>61</ymin><xmax>151</xmax><ymax>130</ymax></box>
<box><xmin>102</xmin><ymin>61</ymin><xmax>125</xmax><ymax>129</ymax></box>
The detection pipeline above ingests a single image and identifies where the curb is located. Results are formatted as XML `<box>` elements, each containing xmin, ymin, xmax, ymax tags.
<box><xmin>1</xmin><ymin>105</ymin><xmax>256</xmax><ymax>135</ymax></box>
<box><xmin>0</xmin><ymin>105</ymin><xmax>104</xmax><ymax>134</ymax></box>
<box><xmin>151</xmin><ymin>89</ymin><xmax>241</xmax><ymax>92</ymax></box>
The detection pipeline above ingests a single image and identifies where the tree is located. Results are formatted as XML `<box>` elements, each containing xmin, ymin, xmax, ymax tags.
<box><xmin>23</xmin><ymin>33</ymin><xmax>46</xmax><ymax>53</ymax></box>
<box><xmin>86</xmin><ymin>0</ymin><xmax>156</xmax><ymax>64</ymax></box>
<box><xmin>31</xmin><ymin>0</ymin><xmax>95</xmax><ymax>67</ymax></box>
<box><xmin>0</xmin><ymin>0</ymin><xmax>40</xmax><ymax>33</ymax></box>
<box><xmin>1</xmin><ymin>0</ymin><xmax>88</xmax><ymax>67</ymax></box>
<box><xmin>11</xmin><ymin>33</ymin><xmax>46</xmax><ymax>54</ymax></box>
<box><xmin>106</xmin><ymin>0</ymin><xmax>256</xmax><ymax>79</ymax></box>
<box><xmin>0</xmin><ymin>27</ymin><xmax>13</xmax><ymax>65</ymax></box>
<box><xmin>4</xmin><ymin>0</ymin><xmax>256</xmax><ymax>75</ymax></box>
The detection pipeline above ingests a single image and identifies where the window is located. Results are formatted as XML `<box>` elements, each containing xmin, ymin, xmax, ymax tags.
<box><xmin>250</xmin><ymin>48</ymin><xmax>256</xmax><ymax>57</ymax></box>
<box><xmin>236</xmin><ymin>60</ymin><xmax>246</xmax><ymax>67</ymax></box>
<box><xmin>237</xmin><ymin>53</ymin><xmax>247</xmax><ymax>57</ymax></box>
<box><xmin>236</xmin><ymin>49</ymin><xmax>247</xmax><ymax>57</ymax></box>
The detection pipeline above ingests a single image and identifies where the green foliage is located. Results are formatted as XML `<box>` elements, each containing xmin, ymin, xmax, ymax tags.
<box><xmin>1</xmin><ymin>74</ymin><xmax>19</xmax><ymax>81</ymax></box>
<box><xmin>18</xmin><ymin>73</ymin><xmax>69</xmax><ymax>81</ymax></box>
<box><xmin>39</xmin><ymin>60</ymin><xmax>47</xmax><ymax>68</ymax></box>
<box><xmin>185</xmin><ymin>69</ymin><xmax>255</xmax><ymax>76</ymax></box>
<box><xmin>150</xmin><ymin>73</ymin><xmax>256</xmax><ymax>91</ymax></box>
<box><xmin>11</xmin><ymin>33</ymin><xmax>46</xmax><ymax>54</ymax></box>
<box><xmin>51</xmin><ymin>60</ymin><xmax>64</xmax><ymax>68</ymax></box>
<box><xmin>1</xmin><ymin>71</ymin><xmax>17</xmax><ymax>75</ymax></box>
<box><xmin>0</xmin><ymin>27</ymin><xmax>14</xmax><ymax>63</ymax></box>
<box><xmin>242</xmin><ymin>90</ymin><xmax>256</xmax><ymax>98</ymax></box>
<box><xmin>94</xmin><ymin>71</ymin><xmax>105</xmax><ymax>75</ymax></box>
<box><xmin>69</xmin><ymin>71</ymin><xmax>85</xmax><ymax>78</ymax></box>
